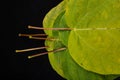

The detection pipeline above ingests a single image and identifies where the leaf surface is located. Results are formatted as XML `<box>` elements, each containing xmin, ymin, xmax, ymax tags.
<box><xmin>67</xmin><ymin>0</ymin><xmax>120</xmax><ymax>74</ymax></box>
<box><xmin>45</xmin><ymin>12</ymin><xmax>66</xmax><ymax>78</ymax></box>
<box><xmin>46</xmin><ymin>13</ymin><xmax>119</xmax><ymax>80</ymax></box>
<box><xmin>44</xmin><ymin>0</ymin><xmax>120</xmax><ymax>79</ymax></box>
<box><xmin>43</xmin><ymin>1</ymin><xmax>66</xmax><ymax>36</ymax></box>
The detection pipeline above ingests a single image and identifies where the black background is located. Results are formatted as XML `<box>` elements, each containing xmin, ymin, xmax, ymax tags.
<box><xmin>1</xmin><ymin>0</ymin><xmax>120</xmax><ymax>80</ymax></box>
<box><xmin>2</xmin><ymin>0</ymin><xmax>65</xmax><ymax>80</ymax></box>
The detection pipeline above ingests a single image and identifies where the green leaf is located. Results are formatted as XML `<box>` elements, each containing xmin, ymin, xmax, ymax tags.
<box><xmin>43</xmin><ymin>1</ymin><xmax>66</xmax><ymax>36</ymax></box>
<box><xmin>44</xmin><ymin>0</ymin><xmax>120</xmax><ymax>79</ymax></box>
<box><xmin>46</xmin><ymin>12</ymin><xmax>119</xmax><ymax>80</ymax></box>
<box><xmin>47</xmin><ymin>40</ymin><xmax>66</xmax><ymax>79</ymax></box>
<box><xmin>58</xmin><ymin>15</ymin><xmax>70</xmax><ymax>46</ymax></box>
<box><xmin>65</xmin><ymin>0</ymin><xmax>120</xmax><ymax>28</ymax></box>
<box><xmin>68</xmin><ymin>29</ymin><xmax>120</xmax><ymax>74</ymax></box>
<box><xmin>45</xmin><ymin>11</ymin><xmax>66</xmax><ymax>78</ymax></box>
<box><xmin>48</xmin><ymin>31</ymin><xmax>118</xmax><ymax>80</ymax></box>
<box><xmin>43</xmin><ymin>4</ymin><xmax>67</xmax><ymax>77</ymax></box>
<box><xmin>67</xmin><ymin>0</ymin><xmax>120</xmax><ymax>74</ymax></box>
<box><xmin>62</xmin><ymin>49</ymin><xmax>120</xmax><ymax>80</ymax></box>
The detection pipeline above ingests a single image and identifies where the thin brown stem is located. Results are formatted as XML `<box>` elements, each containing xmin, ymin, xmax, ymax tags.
<box><xmin>19</xmin><ymin>33</ymin><xmax>47</xmax><ymax>37</ymax></box>
<box><xmin>29</xmin><ymin>36</ymin><xmax>57</xmax><ymax>41</ymax></box>
<box><xmin>28</xmin><ymin>25</ymin><xmax>72</xmax><ymax>30</ymax></box>
<box><xmin>28</xmin><ymin>47</ymin><xmax>66</xmax><ymax>59</ymax></box>
<box><xmin>15</xmin><ymin>46</ymin><xmax>48</xmax><ymax>53</ymax></box>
